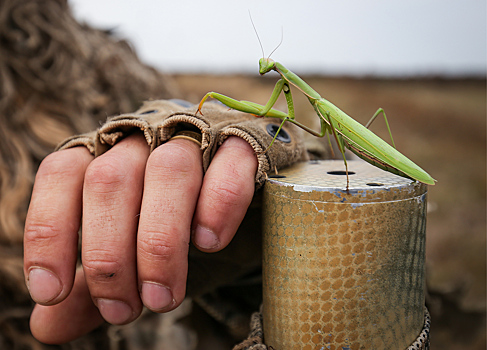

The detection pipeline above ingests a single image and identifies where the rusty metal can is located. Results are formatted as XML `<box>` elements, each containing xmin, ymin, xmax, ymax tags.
<box><xmin>263</xmin><ymin>160</ymin><xmax>428</xmax><ymax>350</ymax></box>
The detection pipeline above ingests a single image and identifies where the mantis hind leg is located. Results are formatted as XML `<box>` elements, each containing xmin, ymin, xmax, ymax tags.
<box><xmin>261</xmin><ymin>110</ymin><xmax>330</xmax><ymax>154</ymax></box>
<box><xmin>320</xmin><ymin>110</ymin><xmax>350</xmax><ymax>191</ymax></box>
<box><xmin>365</xmin><ymin>108</ymin><xmax>396</xmax><ymax>149</ymax></box>
<box><xmin>335</xmin><ymin>134</ymin><xmax>350</xmax><ymax>191</ymax></box>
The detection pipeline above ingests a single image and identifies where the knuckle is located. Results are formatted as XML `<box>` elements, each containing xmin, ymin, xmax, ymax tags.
<box><xmin>24</xmin><ymin>222</ymin><xmax>61</xmax><ymax>247</ymax></box>
<box><xmin>206</xmin><ymin>179</ymin><xmax>244</xmax><ymax>208</ymax></box>
<box><xmin>138</xmin><ymin>232</ymin><xmax>180</xmax><ymax>262</ymax></box>
<box><xmin>84</xmin><ymin>157</ymin><xmax>127</xmax><ymax>189</ymax></box>
<box><xmin>147</xmin><ymin>144</ymin><xmax>196</xmax><ymax>175</ymax></box>
<box><xmin>82</xmin><ymin>251</ymin><xmax>123</xmax><ymax>282</ymax></box>
<box><xmin>37</xmin><ymin>151</ymin><xmax>82</xmax><ymax>180</ymax></box>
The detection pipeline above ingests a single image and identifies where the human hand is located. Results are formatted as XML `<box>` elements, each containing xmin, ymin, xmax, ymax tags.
<box><xmin>23</xmin><ymin>133</ymin><xmax>257</xmax><ymax>344</ymax></box>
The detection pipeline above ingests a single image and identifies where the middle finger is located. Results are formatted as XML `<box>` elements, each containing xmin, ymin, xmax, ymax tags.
<box><xmin>137</xmin><ymin>138</ymin><xmax>203</xmax><ymax>312</ymax></box>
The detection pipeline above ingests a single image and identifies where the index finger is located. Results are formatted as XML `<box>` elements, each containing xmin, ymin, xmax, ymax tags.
<box><xmin>24</xmin><ymin>147</ymin><xmax>93</xmax><ymax>305</ymax></box>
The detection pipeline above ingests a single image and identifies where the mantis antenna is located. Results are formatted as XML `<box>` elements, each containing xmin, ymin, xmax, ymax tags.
<box><xmin>268</xmin><ymin>27</ymin><xmax>284</xmax><ymax>58</ymax></box>
<box><xmin>249</xmin><ymin>11</ymin><xmax>265</xmax><ymax>58</ymax></box>
<box><xmin>249</xmin><ymin>11</ymin><xmax>283</xmax><ymax>59</ymax></box>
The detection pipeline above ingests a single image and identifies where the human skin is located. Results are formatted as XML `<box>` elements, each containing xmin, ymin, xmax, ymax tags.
<box><xmin>23</xmin><ymin>134</ymin><xmax>258</xmax><ymax>344</ymax></box>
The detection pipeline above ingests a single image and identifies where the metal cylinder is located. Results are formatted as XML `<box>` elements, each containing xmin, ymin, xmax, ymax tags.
<box><xmin>263</xmin><ymin>159</ymin><xmax>428</xmax><ymax>350</ymax></box>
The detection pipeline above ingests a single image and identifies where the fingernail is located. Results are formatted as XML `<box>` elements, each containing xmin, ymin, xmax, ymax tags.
<box><xmin>96</xmin><ymin>299</ymin><xmax>134</xmax><ymax>324</ymax></box>
<box><xmin>193</xmin><ymin>225</ymin><xmax>220</xmax><ymax>250</ymax></box>
<box><xmin>27</xmin><ymin>268</ymin><xmax>62</xmax><ymax>304</ymax></box>
<box><xmin>141</xmin><ymin>282</ymin><xmax>174</xmax><ymax>311</ymax></box>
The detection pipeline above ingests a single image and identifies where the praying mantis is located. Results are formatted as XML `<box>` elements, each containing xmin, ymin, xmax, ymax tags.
<box><xmin>196</xmin><ymin>34</ymin><xmax>435</xmax><ymax>190</ymax></box>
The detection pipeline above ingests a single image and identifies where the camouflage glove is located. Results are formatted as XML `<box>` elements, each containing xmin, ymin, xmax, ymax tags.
<box><xmin>57</xmin><ymin>99</ymin><xmax>308</xmax><ymax>186</ymax></box>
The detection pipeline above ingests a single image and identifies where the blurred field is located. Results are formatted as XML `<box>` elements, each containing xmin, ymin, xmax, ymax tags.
<box><xmin>174</xmin><ymin>74</ymin><xmax>486</xmax><ymax>349</ymax></box>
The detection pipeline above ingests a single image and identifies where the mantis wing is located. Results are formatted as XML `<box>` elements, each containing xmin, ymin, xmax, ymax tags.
<box><xmin>316</xmin><ymin>99</ymin><xmax>436</xmax><ymax>185</ymax></box>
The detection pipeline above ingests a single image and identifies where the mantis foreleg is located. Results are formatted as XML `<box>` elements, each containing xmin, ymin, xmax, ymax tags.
<box><xmin>197</xmin><ymin>79</ymin><xmax>328</xmax><ymax>149</ymax></box>
<box><xmin>197</xmin><ymin>79</ymin><xmax>288</xmax><ymax>117</ymax></box>
<box><xmin>197</xmin><ymin>92</ymin><xmax>265</xmax><ymax>116</ymax></box>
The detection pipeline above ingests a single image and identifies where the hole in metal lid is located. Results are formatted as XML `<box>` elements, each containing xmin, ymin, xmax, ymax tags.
<box><xmin>366</xmin><ymin>182</ymin><xmax>384</xmax><ymax>187</ymax></box>
<box><xmin>269</xmin><ymin>174</ymin><xmax>286</xmax><ymax>179</ymax></box>
<box><xmin>327</xmin><ymin>170</ymin><xmax>356</xmax><ymax>176</ymax></box>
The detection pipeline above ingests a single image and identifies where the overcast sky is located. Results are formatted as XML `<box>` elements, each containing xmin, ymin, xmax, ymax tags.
<box><xmin>69</xmin><ymin>0</ymin><xmax>486</xmax><ymax>76</ymax></box>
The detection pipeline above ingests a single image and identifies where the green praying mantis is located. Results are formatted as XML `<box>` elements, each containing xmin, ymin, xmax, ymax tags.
<box><xmin>196</xmin><ymin>28</ymin><xmax>435</xmax><ymax>190</ymax></box>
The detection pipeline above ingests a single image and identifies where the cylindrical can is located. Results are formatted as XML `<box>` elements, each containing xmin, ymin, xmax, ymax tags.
<box><xmin>263</xmin><ymin>160</ymin><xmax>428</xmax><ymax>350</ymax></box>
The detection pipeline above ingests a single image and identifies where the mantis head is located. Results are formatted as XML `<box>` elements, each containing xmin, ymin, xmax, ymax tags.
<box><xmin>250</xmin><ymin>13</ymin><xmax>281</xmax><ymax>76</ymax></box>
<box><xmin>259</xmin><ymin>58</ymin><xmax>275</xmax><ymax>75</ymax></box>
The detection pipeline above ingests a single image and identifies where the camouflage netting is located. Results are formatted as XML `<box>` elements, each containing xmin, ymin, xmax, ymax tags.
<box><xmin>0</xmin><ymin>0</ymin><xmax>175</xmax><ymax>348</ymax></box>
<box><xmin>232</xmin><ymin>308</ymin><xmax>432</xmax><ymax>350</ymax></box>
